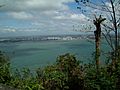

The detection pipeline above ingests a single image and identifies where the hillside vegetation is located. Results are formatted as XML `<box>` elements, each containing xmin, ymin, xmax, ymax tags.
<box><xmin>0</xmin><ymin>51</ymin><xmax>120</xmax><ymax>90</ymax></box>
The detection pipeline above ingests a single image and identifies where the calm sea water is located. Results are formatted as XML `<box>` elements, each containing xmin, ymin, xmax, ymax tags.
<box><xmin>0</xmin><ymin>39</ymin><xmax>110</xmax><ymax>70</ymax></box>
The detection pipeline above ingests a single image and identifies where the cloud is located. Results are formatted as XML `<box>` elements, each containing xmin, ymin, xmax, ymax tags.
<box><xmin>8</xmin><ymin>12</ymin><xmax>33</xmax><ymax>20</ymax></box>
<box><xmin>0</xmin><ymin>0</ymin><xmax>74</xmax><ymax>12</ymax></box>
<box><xmin>4</xmin><ymin>28</ymin><xmax>16</xmax><ymax>32</ymax></box>
<box><xmin>54</xmin><ymin>13</ymin><xmax>88</xmax><ymax>22</ymax></box>
<box><xmin>0</xmin><ymin>0</ymin><xmax>92</xmax><ymax>37</ymax></box>
<box><xmin>0</xmin><ymin>27</ymin><xmax>16</xmax><ymax>33</ymax></box>
<box><xmin>70</xmin><ymin>14</ymin><xmax>88</xmax><ymax>20</ymax></box>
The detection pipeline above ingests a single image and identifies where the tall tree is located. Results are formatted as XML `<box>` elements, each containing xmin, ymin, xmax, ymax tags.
<box><xmin>93</xmin><ymin>15</ymin><xmax>106</xmax><ymax>71</ymax></box>
<box><xmin>75</xmin><ymin>0</ymin><xmax>120</xmax><ymax>67</ymax></box>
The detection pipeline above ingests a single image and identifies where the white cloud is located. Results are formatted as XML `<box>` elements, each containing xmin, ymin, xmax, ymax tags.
<box><xmin>1</xmin><ymin>28</ymin><xmax>16</xmax><ymax>33</ymax></box>
<box><xmin>70</xmin><ymin>14</ymin><xmax>87</xmax><ymax>21</ymax></box>
<box><xmin>54</xmin><ymin>15</ymin><xmax>66</xmax><ymax>19</ymax></box>
<box><xmin>8</xmin><ymin>12</ymin><xmax>33</xmax><ymax>20</ymax></box>
<box><xmin>0</xmin><ymin>0</ymin><xmax>74</xmax><ymax>12</ymax></box>
<box><xmin>105</xmin><ymin>2</ymin><xmax>112</xmax><ymax>8</ymax></box>
<box><xmin>54</xmin><ymin>13</ymin><xmax>88</xmax><ymax>22</ymax></box>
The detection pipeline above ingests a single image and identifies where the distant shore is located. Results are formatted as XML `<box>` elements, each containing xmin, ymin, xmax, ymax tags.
<box><xmin>0</xmin><ymin>34</ymin><xmax>95</xmax><ymax>43</ymax></box>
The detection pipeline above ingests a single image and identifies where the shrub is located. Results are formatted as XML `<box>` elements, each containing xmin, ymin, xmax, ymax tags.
<box><xmin>0</xmin><ymin>51</ymin><xmax>11</xmax><ymax>84</ymax></box>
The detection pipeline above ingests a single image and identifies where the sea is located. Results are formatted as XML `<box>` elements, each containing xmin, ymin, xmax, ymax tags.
<box><xmin>0</xmin><ymin>39</ymin><xmax>111</xmax><ymax>71</ymax></box>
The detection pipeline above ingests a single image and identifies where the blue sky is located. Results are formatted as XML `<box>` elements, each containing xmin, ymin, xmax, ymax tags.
<box><xmin>0</xmin><ymin>0</ymin><xmax>119</xmax><ymax>37</ymax></box>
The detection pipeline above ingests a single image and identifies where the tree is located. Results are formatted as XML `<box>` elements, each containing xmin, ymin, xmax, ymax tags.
<box><xmin>75</xmin><ymin>0</ymin><xmax>120</xmax><ymax>68</ymax></box>
<box><xmin>56</xmin><ymin>53</ymin><xmax>84</xmax><ymax>90</ymax></box>
<box><xmin>0</xmin><ymin>51</ymin><xmax>11</xmax><ymax>84</ymax></box>
<box><xmin>93</xmin><ymin>15</ymin><xmax>106</xmax><ymax>72</ymax></box>
<box><xmin>36</xmin><ymin>53</ymin><xmax>84</xmax><ymax>90</ymax></box>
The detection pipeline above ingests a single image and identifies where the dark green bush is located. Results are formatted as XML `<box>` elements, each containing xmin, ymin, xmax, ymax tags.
<box><xmin>0</xmin><ymin>51</ymin><xmax>11</xmax><ymax>84</ymax></box>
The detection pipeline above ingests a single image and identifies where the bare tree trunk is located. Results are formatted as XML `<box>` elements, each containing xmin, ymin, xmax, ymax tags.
<box><xmin>93</xmin><ymin>15</ymin><xmax>106</xmax><ymax>72</ymax></box>
<box><xmin>94</xmin><ymin>24</ymin><xmax>101</xmax><ymax>72</ymax></box>
<box><xmin>110</xmin><ymin>0</ymin><xmax>118</xmax><ymax>63</ymax></box>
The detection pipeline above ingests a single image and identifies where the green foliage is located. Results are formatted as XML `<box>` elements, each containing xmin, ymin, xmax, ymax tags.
<box><xmin>36</xmin><ymin>53</ymin><xmax>84</xmax><ymax>90</ymax></box>
<box><xmin>42</xmin><ymin>65</ymin><xmax>68</xmax><ymax>90</ymax></box>
<box><xmin>0</xmin><ymin>51</ymin><xmax>11</xmax><ymax>84</ymax></box>
<box><xmin>56</xmin><ymin>53</ymin><xmax>80</xmax><ymax>73</ymax></box>
<box><xmin>56</xmin><ymin>53</ymin><xmax>84</xmax><ymax>90</ymax></box>
<box><xmin>10</xmin><ymin>68</ymin><xmax>44</xmax><ymax>90</ymax></box>
<box><xmin>1</xmin><ymin>53</ymin><xmax>120</xmax><ymax>90</ymax></box>
<box><xmin>84</xmin><ymin>65</ymin><xmax>116</xmax><ymax>90</ymax></box>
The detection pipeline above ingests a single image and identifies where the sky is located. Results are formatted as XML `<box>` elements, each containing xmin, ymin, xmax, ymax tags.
<box><xmin>0</xmin><ymin>0</ymin><xmax>119</xmax><ymax>37</ymax></box>
<box><xmin>0</xmin><ymin>0</ymin><xmax>92</xmax><ymax>37</ymax></box>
